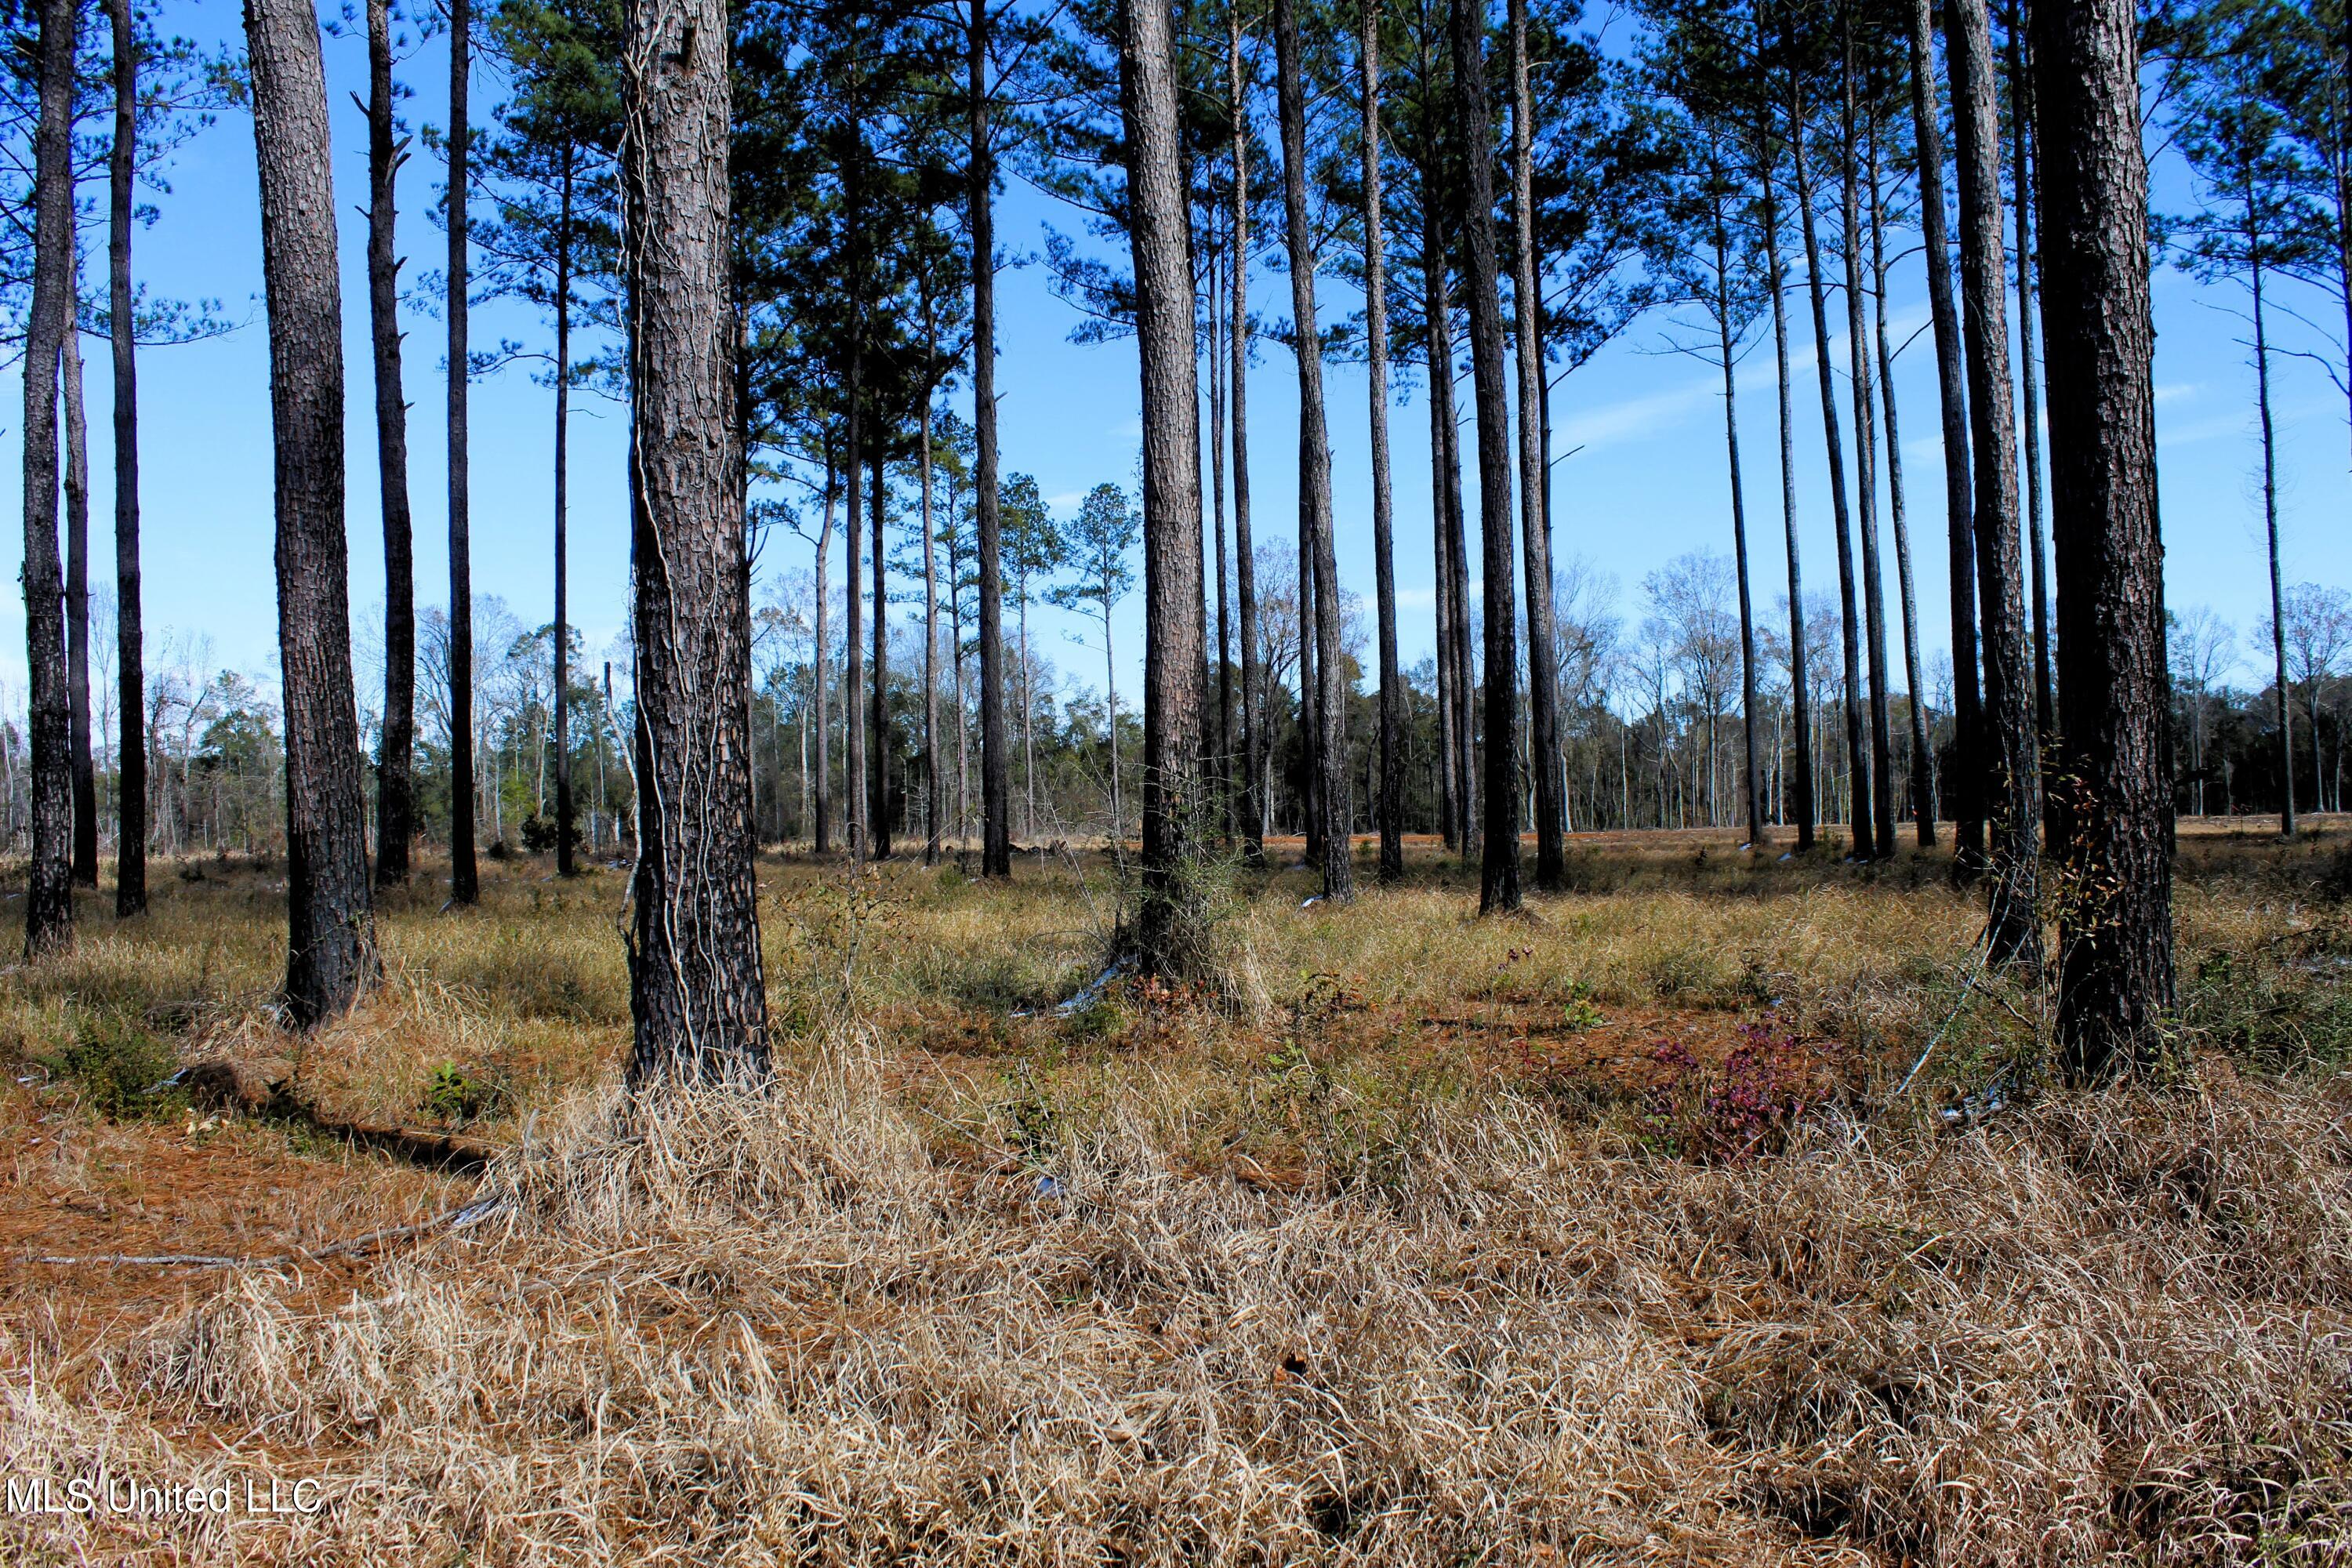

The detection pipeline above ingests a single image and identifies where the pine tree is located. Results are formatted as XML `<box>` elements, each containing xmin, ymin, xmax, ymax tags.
<box><xmin>1125</xmin><ymin>0</ymin><xmax>1211</xmax><ymax>974</ymax></box>
<box><xmin>2032</xmin><ymin>0</ymin><xmax>2173</xmax><ymax>1075</ymax></box>
<box><xmin>1905</xmin><ymin>0</ymin><xmax>1981</xmax><ymax>869</ymax></box>
<box><xmin>365</xmin><ymin>0</ymin><xmax>417</xmax><ymax>887</ymax></box>
<box><xmin>20</xmin><ymin>0</ymin><xmax>75</xmax><ymax>957</ymax></box>
<box><xmin>107</xmin><ymin>0</ymin><xmax>146</xmax><ymax>917</ymax></box>
<box><xmin>246</xmin><ymin>0</ymin><xmax>379</xmax><ymax>1022</ymax></box>
<box><xmin>447</xmin><ymin>0</ymin><xmax>480</xmax><ymax>902</ymax></box>
<box><xmin>1450</xmin><ymin>0</ymin><xmax>1521</xmax><ymax>914</ymax></box>
<box><xmin>1273</xmin><ymin>0</ymin><xmax>1353</xmax><ymax>902</ymax></box>
<box><xmin>1946</xmin><ymin>0</ymin><xmax>2042</xmax><ymax>965</ymax></box>
<box><xmin>621</xmin><ymin>0</ymin><xmax>769</xmax><ymax>1087</ymax></box>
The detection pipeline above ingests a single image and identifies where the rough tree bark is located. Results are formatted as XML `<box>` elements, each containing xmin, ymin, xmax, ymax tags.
<box><xmin>1509</xmin><ymin>0</ymin><xmax>1563</xmax><ymax>888</ymax></box>
<box><xmin>110</xmin><ymin>0</ymin><xmax>146</xmax><ymax>916</ymax></box>
<box><xmin>1124</xmin><ymin>0</ymin><xmax>1210</xmax><ymax>975</ymax></box>
<box><xmin>448</xmin><ymin>0</ymin><xmax>477</xmax><ymax>902</ymax></box>
<box><xmin>245</xmin><ymin>0</ymin><xmax>379</xmax><ymax>1023</ymax></box>
<box><xmin>20</xmin><ymin>0</ymin><xmax>74</xmax><ymax>956</ymax></box>
<box><xmin>620</xmin><ymin>0</ymin><xmax>769</xmax><ymax>1087</ymax></box>
<box><xmin>1448</xmin><ymin>0</ymin><xmax>1519</xmax><ymax>915</ymax></box>
<box><xmin>365</xmin><ymin>0</ymin><xmax>416</xmax><ymax>887</ymax></box>
<box><xmin>64</xmin><ymin>327</ymin><xmax>96</xmax><ymax>888</ymax></box>
<box><xmin>2031</xmin><ymin>0</ymin><xmax>2173</xmax><ymax>1075</ymax></box>
<box><xmin>2008</xmin><ymin>8</ymin><xmax>2055</xmax><ymax>792</ymax></box>
<box><xmin>971</xmin><ymin>0</ymin><xmax>1011</xmax><ymax>877</ymax></box>
<box><xmin>1361</xmin><ymin>0</ymin><xmax>1403</xmax><ymax>884</ymax></box>
<box><xmin>1273</xmin><ymin>0</ymin><xmax>1351</xmax><ymax>902</ymax></box>
<box><xmin>1947</xmin><ymin>0</ymin><xmax>2043</xmax><ymax>967</ymax></box>
<box><xmin>1907</xmin><ymin>0</ymin><xmax>1981</xmax><ymax>870</ymax></box>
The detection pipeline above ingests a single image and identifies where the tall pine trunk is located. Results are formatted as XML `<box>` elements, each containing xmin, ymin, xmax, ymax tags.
<box><xmin>922</xmin><ymin>392</ymin><xmax>942</xmax><ymax>864</ymax></box>
<box><xmin>1840</xmin><ymin>22</ymin><xmax>1895</xmax><ymax>858</ymax></box>
<box><xmin>1509</xmin><ymin>0</ymin><xmax>1562</xmax><ymax>888</ymax></box>
<box><xmin>1759</xmin><ymin>169</ymin><xmax>1814</xmax><ymax>849</ymax></box>
<box><xmin>1361</xmin><ymin>0</ymin><xmax>1403</xmax><ymax>883</ymax></box>
<box><xmin>1229</xmin><ymin>8</ymin><xmax>1266</xmax><ymax>862</ymax></box>
<box><xmin>447</xmin><ymin>0</ymin><xmax>477</xmax><ymax>902</ymax></box>
<box><xmin>365</xmin><ymin>0</ymin><xmax>415</xmax><ymax>887</ymax></box>
<box><xmin>949</xmin><ymin>483</ymin><xmax>969</xmax><ymax>842</ymax></box>
<box><xmin>620</xmin><ymin>0</ymin><xmax>768</xmax><ymax>1087</ymax></box>
<box><xmin>64</xmin><ymin>324</ymin><xmax>96</xmax><ymax>887</ymax></box>
<box><xmin>1790</xmin><ymin>60</ymin><xmax>1874</xmax><ymax>858</ymax></box>
<box><xmin>246</xmin><ymin>0</ymin><xmax>378</xmax><ymax>1022</ymax></box>
<box><xmin>2031</xmin><ymin>0</ymin><xmax>2172</xmax><ymax>1074</ymax></box>
<box><xmin>1869</xmin><ymin>114</ymin><xmax>1935</xmax><ymax>844</ymax></box>
<box><xmin>1209</xmin><ymin>228</ymin><xmax>1233</xmax><ymax>841</ymax></box>
<box><xmin>971</xmin><ymin>0</ymin><xmax>1011</xmax><ymax>877</ymax></box>
<box><xmin>1274</xmin><ymin>0</ymin><xmax>1351</xmax><ymax>901</ymax></box>
<box><xmin>1425</xmin><ymin>206</ymin><xmax>1461</xmax><ymax>852</ymax></box>
<box><xmin>2008</xmin><ymin>9</ymin><xmax>2055</xmax><ymax>789</ymax></box>
<box><xmin>20</xmin><ymin>0</ymin><xmax>74</xmax><ymax>956</ymax></box>
<box><xmin>1907</xmin><ymin>0</ymin><xmax>1981</xmax><ymax>869</ymax></box>
<box><xmin>1709</xmin><ymin>158</ymin><xmax>1764</xmax><ymax>851</ymax></box>
<box><xmin>814</xmin><ymin>454</ymin><xmax>834</xmax><ymax>855</ymax></box>
<box><xmin>1947</xmin><ymin>0</ymin><xmax>2043</xmax><ymax>966</ymax></box>
<box><xmin>870</xmin><ymin>453</ymin><xmax>891</xmax><ymax>859</ymax></box>
<box><xmin>1423</xmin><ymin>194</ymin><xmax>1477</xmax><ymax>857</ymax></box>
<box><xmin>844</xmin><ymin>136</ymin><xmax>869</xmax><ymax>862</ymax></box>
<box><xmin>1298</xmin><ymin>504</ymin><xmax>1319</xmax><ymax>851</ymax></box>
<box><xmin>109</xmin><ymin>0</ymin><xmax>146</xmax><ymax>916</ymax></box>
<box><xmin>1124</xmin><ymin>0</ymin><xmax>1209</xmax><ymax>975</ymax></box>
<box><xmin>1449</xmin><ymin>0</ymin><xmax>1519</xmax><ymax>915</ymax></box>
<box><xmin>2256</xmin><ymin>238</ymin><xmax>2292</xmax><ymax>833</ymax></box>
<box><xmin>553</xmin><ymin>156</ymin><xmax>575</xmax><ymax>875</ymax></box>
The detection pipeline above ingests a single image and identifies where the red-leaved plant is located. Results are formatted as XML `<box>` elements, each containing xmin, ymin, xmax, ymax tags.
<box><xmin>1643</xmin><ymin>1025</ymin><xmax>1831</xmax><ymax>1163</ymax></box>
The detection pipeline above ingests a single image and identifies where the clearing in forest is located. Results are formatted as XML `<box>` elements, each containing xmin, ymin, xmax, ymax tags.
<box><xmin>3</xmin><ymin>823</ymin><xmax>2349</xmax><ymax>1564</ymax></box>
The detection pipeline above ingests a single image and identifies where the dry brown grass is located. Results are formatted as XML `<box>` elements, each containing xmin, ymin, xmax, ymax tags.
<box><xmin>1</xmin><ymin>828</ymin><xmax>2348</xmax><ymax>1564</ymax></box>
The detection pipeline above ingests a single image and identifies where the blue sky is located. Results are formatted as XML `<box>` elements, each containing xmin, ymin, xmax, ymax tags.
<box><xmin>0</xmin><ymin>0</ymin><xmax>2343</xmax><ymax>730</ymax></box>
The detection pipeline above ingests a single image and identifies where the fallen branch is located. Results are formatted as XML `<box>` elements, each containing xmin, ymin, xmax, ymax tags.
<box><xmin>26</xmin><ymin>1192</ymin><xmax>509</xmax><ymax>1270</ymax></box>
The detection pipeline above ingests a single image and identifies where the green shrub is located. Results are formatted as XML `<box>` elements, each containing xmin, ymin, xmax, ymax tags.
<box><xmin>42</xmin><ymin>1009</ymin><xmax>182</xmax><ymax>1119</ymax></box>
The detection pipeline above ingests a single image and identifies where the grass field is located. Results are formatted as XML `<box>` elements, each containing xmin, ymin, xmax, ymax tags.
<box><xmin>2</xmin><ymin>821</ymin><xmax>2349</xmax><ymax>1564</ymax></box>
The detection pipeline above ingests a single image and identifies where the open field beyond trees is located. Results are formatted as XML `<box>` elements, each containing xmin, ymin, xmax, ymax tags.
<box><xmin>1</xmin><ymin>822</ymin><xmax>2349</xmax><ymax>1564</ymax></box>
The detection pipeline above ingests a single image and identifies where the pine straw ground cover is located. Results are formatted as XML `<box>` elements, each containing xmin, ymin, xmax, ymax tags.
<box><xmin>0</xmin><ymin>824</ymin><xmax>2348</xmax><ymax>1565</ymax></box>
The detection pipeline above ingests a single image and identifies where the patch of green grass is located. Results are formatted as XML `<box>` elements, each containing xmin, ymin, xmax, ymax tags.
<box><xmin>2181</xmin><ymin>926</ymin><xmax>2352</xmax><ymax>1070</ymax></box>
<box><xmin>39</xmin><ymin>1007</ymin><xmax>183</xmax><ymax>1119</ymax></box>
<box><xmin>419</xmin><ymin>1060</ymin><xmax>510</xmax><ymax>1124</ymax></box>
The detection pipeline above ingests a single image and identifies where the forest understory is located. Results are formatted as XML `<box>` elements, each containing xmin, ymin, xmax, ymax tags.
<box><xmin>2</xmin><ymin>820</ymin><xmax>2348</xmax><ymax>1566</ymax></box>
